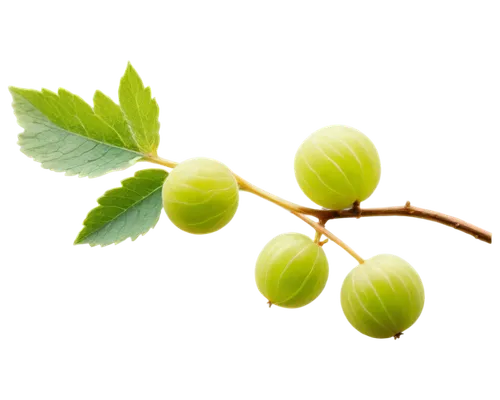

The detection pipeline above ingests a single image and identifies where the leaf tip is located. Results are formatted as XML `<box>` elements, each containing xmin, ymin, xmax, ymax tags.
<box><xmin>5</xmin><ymin>83</ymin><xmax>22</xmax><ymax>96</ymax></box>
<box><xmin>90</xmin><ymin>88</ymin><xmax>104</xmax><ymax>102</ymax></box>
<box><xmin>71</xmin><ymin>240</ymin><xmax>84</xmax><ymax>249</ymax></box>
<box><xmin>123</xmin><ymin>58</ymin><xmax>134</xmax><ymax>73</ymax></box>
<box><xmin>71</xmin><ymin>230</ymin><xmax>83</xmax><ymax>247</ymax></box>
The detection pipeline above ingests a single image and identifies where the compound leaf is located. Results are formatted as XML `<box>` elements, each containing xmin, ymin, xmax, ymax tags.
<box><xmin>116</xmin><ymin>61</ymin><xmax>160</xmax><ymax>155</ymax></box>
<box><xmin>8</xmin><ymin>86</ymin><xmax>143</xmax><ymax>180</ymax></box>
<box><xmin>74</xmin><ymin>169</ymin><xmax>168</xmax><ymax>247</ymax></box>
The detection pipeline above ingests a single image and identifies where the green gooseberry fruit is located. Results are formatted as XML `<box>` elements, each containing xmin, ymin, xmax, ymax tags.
<box><xmin>162</xmin><ymin>157</ymin><xmax>239</xmax><ymax>234</ymax></box>
<box><xmin>255</xmin><ymin>233</ymin><xmax>329</xmax><ymax>308</ymax></box>
<box><xmin>340</xmin><ymin>254</ymin><xmax>425</xmax><ymax>339</ymax></box>
<box><xmin>294</xmin><ymin>125</ymin><xmax>381</xmax><ymax>210</ymax></box>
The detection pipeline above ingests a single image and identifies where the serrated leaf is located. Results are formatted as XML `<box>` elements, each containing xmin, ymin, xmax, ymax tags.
<box><xmin>119</xmin><ymin>63</ymin><xmax>160</xmax><ymax>155</ymax></box>
<box><xmin>10</xmin><ymin>87</ymin><xmax>145</xmax><ymax>178</ymax></box>
<box><xmin>74</xmin><ymin>169</ymin><xmax>168</xmax><ymax>247</ymax></box>
<box><xmin>93</xmin><ymin>90</ymin><xmax>141</xmax><ymax>151</ymax></box>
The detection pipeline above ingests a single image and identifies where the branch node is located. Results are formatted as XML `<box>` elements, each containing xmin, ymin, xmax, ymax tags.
<box><xmin>352</xmin><ymin>200</ymin><xmax>362</xmax><ymax>219</ymax></box>
<box><xmin>405</xmin><ymin>201</ymin><xmax>416</xmax><ymax>214</ymax></box>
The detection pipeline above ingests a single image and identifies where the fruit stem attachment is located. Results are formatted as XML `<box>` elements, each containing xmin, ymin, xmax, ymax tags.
<box><xmin>314</xmin><ymin>217</ymin><xmax>329</xmax><ymax>244</ymax></box>
<box><xmin>290</xmin><ymin>211</ymin><xmax>365</xmax><ymax>264</ymax></box>
<box><xmin>144</xmin><ymin>155</ymin><xmax>492</xmax><ymax>244</ymax></box>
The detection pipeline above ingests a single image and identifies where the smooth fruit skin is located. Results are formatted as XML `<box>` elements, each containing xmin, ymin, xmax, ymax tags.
<box><xmin>294</xmin><ymin>125</ymin><xmax>381</xmax><ymax>210</ymax></box>
<box><xmin>255</xmin><ymin>233</ymin><xmax>329</xmax><ymax>308</ymax></box>
<box><xmin>340</xmin><ymin>254</ymin><xmax>425</xmax><ymax>339</ymax></box>
<box><xmin>162</xmin><ymin>158</ymin><xmax>239</xmax><ymax>234</ymax></box>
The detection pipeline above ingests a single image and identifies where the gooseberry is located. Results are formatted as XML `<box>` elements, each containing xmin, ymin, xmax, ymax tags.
<box><xmin>294</xmin><ymin>125</ymin><xmax>381</xmax><ymax>210</ymax></box>
<box><xmin>340</xmin><ymin>254</ymin><xmax>425</xmax><ymax>339</ymax></box>
<box><xmin>255</xmin><ymin>233</ymin><xmax>329</xmax><ymax>308</ymax></box>
<box><xmin>162</xmin><ymin>157</ymin><xmax>239</xmax><ymax>234</ymax></box>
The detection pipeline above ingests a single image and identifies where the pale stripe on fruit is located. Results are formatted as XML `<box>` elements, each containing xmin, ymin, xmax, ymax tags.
<box><xmin>312</xmin><ymin>134</ymin><xmax>356</xmax><ymax>196</ymax></box>
<box><xmin>185</xmin><ymin>197</ymin><xmax>238</xmax><ymax>226</ymax></box>
<box><xmin>341</xmin><ymin>290</ymin><xmax>362</xmax><ymax>331</ymax></box>
<box><xmin>278</xmin><ymin>247</ymin><xmax>322</xmax><ymax>304</ymax></box>
<box><xmin>276</xmin><ymin>246</ymin><xmax>309</xmax><ymax>289</ymax></box>
<box><xmin>336</xmin><ymin>138</ymin><xmax>363</xmax><ymax>171</ymax></box>
<box><xmin>336</xmin><ymin>138</ymin><xmax>365</xmax><ymax>190</ymax></box>
<box><xmin>406</xmin><ymin>266</ymin><xmax>425</xmax><ymax>307</ymax></box>
<box><xmin>176</xmin><ymin>183</ymin><xmax>234</xmax><ymax>194</ymax></box>
<box><xmin>401</xmin><ymin>264</ymin><xmax>425</xmax><ymax>312</ymax></box>
<box><xmin>296</xmin><ymin>151</ymin><xmax>342</xmax><ymax>196</ymax></box>
<box><xmin>262</xmin><ymin>242</ymin><xmax>295</xmax><ymax>300</ymax></box>
<box><xmin>187</xmin><ymin>174</ymin><xmax>237</xmax><ymax>183</ymax></box>
<box><xmin>167</xmin><ymin>192</ymin><xmax>239</xmax><ymax>206</ymax></box>
<box><xmin>373</xmin><ymin>265</ymin><xmax>396</xmax><ymax>293</ymax></box>
<box><xmin>388</xmin><ymin>268</ymin><xmax>412</xmax><ymax>305</ymax></box>
<box><xmin>361</xmin><ymin>267</ymin><xmax>398</xmax><ymax>334</ymax></box>
<box><xmin>346</xmin><ymin>135</ymin><xmax>380</xmax><ymax>165</ymax></box>
<box><xmin>352</xmin><ymin>276</ymin><xmax>388</xmax><ymax>331</ymax></box>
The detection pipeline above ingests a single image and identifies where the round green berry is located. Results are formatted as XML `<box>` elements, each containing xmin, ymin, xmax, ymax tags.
<box><xmin>255</xmin><ymin>233</ymin><xmax>329</xmax><ymax>308</ymax></box>
<box><xmin>162</xmin><ymin>157</ymin><xmax>239</xmax><ymax>234</ymax></box>
<box><xmin>294</xmin><ymin>125</ymin><xmax>381</xmax><ymax>210</ymax></box>
<box><xmin>340</xmin><ymin>254</ymin><xmax>425</xmax><ymax>339</ymax></box>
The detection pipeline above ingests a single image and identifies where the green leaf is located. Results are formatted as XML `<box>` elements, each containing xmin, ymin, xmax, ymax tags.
<box><xmin>93</xmin><ymin>90</ymin><xmax>141</xmax><ymax>151</ymax></box>
<box><xmin>8</xmin><ymin>86</ymin><xmax>143</xmax><ymax>180</ymax></box>
<box><xmin>74</xmin><ymin>169</ymin><xmax>168</xmax><ymax>247</ymax></box>
<box><xmin>119</xmin><ymin>63</ymin><xmax>160</xmax><ymax>155</ymax></box>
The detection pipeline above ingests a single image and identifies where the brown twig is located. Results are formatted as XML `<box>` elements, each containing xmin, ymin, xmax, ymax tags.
<box><xmin>315</xmin><ymin>202</ymin><xmax>492</xmax><ymax>244</ymax></box>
